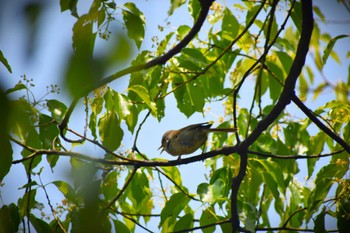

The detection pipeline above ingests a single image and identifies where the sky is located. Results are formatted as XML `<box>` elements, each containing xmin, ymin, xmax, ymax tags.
<box><xmin>0</xmin><ymin>0</ymin><xmax>349</xmax><ymax>232</ymax></box>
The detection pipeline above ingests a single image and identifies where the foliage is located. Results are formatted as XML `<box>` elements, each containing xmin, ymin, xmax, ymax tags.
<box><xmin>0</xmin><ymin>0</ymin><xmax>349</xmax><ymax>232</ymax></box>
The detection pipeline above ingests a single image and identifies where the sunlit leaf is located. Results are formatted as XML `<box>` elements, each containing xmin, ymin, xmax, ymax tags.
<box><xmin>159</xmin><ymin>193</ymin><xmax>190</xmax><ymax>228</ymax></box>
<box><xmin>199</xmin><ymin>208</ymin><xmax>217</xmax><ymax>233</ymax></box>
<box><xmin>221</xmin><ymin>7</ymin><xmax>239</xmax><ymax>41</ymax></box>
<box><xmin>161</xmin><ymin>166</ymin><xmax>182</xmax><ymax>186</ymax></box>
<box><xmin>189</xmin><ymin>0</ymin><xmax>200</xmax><ymax>21</ymax></box>
<box><xmin>322</xmin><ymin>34</ymin><xmax>349</xmax><ymax>66</ymax></box>
<box><xmin>128</xmin><ymin>169</ymin><xmax>152</xmax><ymax>212</ymax></box>
<box><xmin>46</xmin><ymin>99</ymin><xmax>68</xmax><ymax>123</ymax></box>
<box><xmin>39</xmin><ymin>114</ymin><xmax>59</xmax><ymax>149</ymax></box>
<box><xmin>122</xmin><ymin>2</ymin><xmax>145</xmax><ymax>49</ymax></box>
<box><xmin>168</xmin><ymin>0</ymin><xmax>186</xmax><ymax>16</ymax></box>
<box><xmin>174</xmin><ymin>213</ymin><xmax>194</xmax><ymax>232</ymax></box>
<box><xmin>52</xmin><ymin>180</ymin><xmax>77</xmax><ymax>203</ymax></box>
<box><xmin>128</xmin><ymin>85</ymin><xmax>157</xmax><ymax>115</ymax></box>
<box><xmin>113</xmin><ymin>220</ymin><xmax>131</xmax><ymax>233</ymax></box>
<box><xmin>98</xmin><ymin>112</ymin><xmax>123</xmax><ymax>151</ymax></box>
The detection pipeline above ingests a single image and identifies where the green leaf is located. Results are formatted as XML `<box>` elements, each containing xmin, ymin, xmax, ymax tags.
<box><xmin>0</xmin><ymin>136</ymin><xmax>12</xmax><ymax>181</ymax></box>
<box><xmin>159</xmin><ymin>193</ymin><xmax>190</xmax><ymax>228</ymax></box>
<box><xmin>0</xmin><ymin>50</ymin><xmax>12</xmax><ymax>73</ymax></box>
<box><xmin>168</xmin><ymin>0</ymin><xmax>186</xmax><ymax>16</ymax></box>
<box><xmin>128</xmin><ymin>85</ymin><xmax>157</xmax><ymax>115</ymax></box>
<box><xmin>125</xmin><ymin>104</ymin><xmax>138</xmax><ymax>133</ymax></box>
<box><xmin>122</xmin><ymin>3</ymin><xmax>145</xmax><ymax>49</ymax></box>
<box><xmin>197</xmin><ymin>179</ymin><xmax>224</xmax><ymax>204</ymax></box>
<box><xmin>182</xmin><ymin>48</ymin><xmax>207</xmax><ymax>66</ymax></box>
<box><xmin>157</xmin><ymin>32</ymin><xmax>174</xmax><ymax>55</ymax></box>
<box><xmin>221</xmin><ymin>7</ymin><xmax>239</xmax><ymax>41</ymax></box>
<box><xmin>98</xmin><ymin>112</ymin><xmax>123</xmax><ymax>151</ymax></box>
<box><xmin>9</xmin><ymin>99</ymin><xmax>37</xmax><ymax>141</ymax></box>
<box><xmin>18</xmin><ymin>189</ymin><xmax>37</xmax><ymax>218</ymax></box>
<box><xmin>113</xmin><ymin>220</ymin><xmax>131</xmax><ymax>233</ymax></box>
<box><xmin>173</xmin><ymin>213</ymin><xmax>194</xmax><ymax>232</ymax></box>
<box><xmin>313</xmin><ymin>82</ymin><xmax>328</xmax><ymax>101</ymax></box>
<box><xmin>89</xmin><ymin>96</ymin><xmax>104</xmax><ymax>139</ymax></box>
<box><xmin>199</xmin><ymin>208</ymin><xmax>217</xmax><ymax>233</ymax></box>
<box><xmin>46</xmin><ymin>99</ymin><xmax>68</xmax><ymax>123</ymax></box>
<box><xmin>253</xmin><ymin>159</ymin><xmax>286</xmax><ymax>195</ymax></box>
<box><xmin>336</xmin><ymin>180</ymin><xmax>350</xmax><ymax>233</ymax></box>
<box><xmin>72</xmin><ymin>14</ymin><xmax>95</xmax><ymax>57</ymax></box>
<box><xmin>322</xmin><ymin>34</ymin><xmax>349</xmax><ymax>66</ymax></box>
<box><xmin>39</xmin><ymin>114</ymin><xmax>59</xmax><ymax>149</ymax></box>
<box><xmin>308</xmin><ymin>163</ymin><xmax>348</xmax><ymax>218</ymax></box>
<box><xmin>128</xmin><ymin>170</ymin><xmax>152</xmax><ymax>212</ymax></box>
<box><xmin>275</xmin><ymin>51</ymin><xmax>293</xmax><ymax>74</ymax></box>
<box><xmin>177</xmin><ymin>25</ymin><xmax>191</xmax><ymax>41</ymax></box>
<box><xmin>314</xmin><ymin>209</ymin><xmax>326</xmax><ymax>233</ymax></box>
<box><xmin>59</xmin><ymin>0</ymin><xmax>78</xmax><ymax>17</ymax></box>
<box><xmin>115</xmin><ymin>92</ymin><xmax>132</xmax><ymax>119</ymax></box>
<box><xmin>290</xmin><ymin>1</ymin><xmax>302</xmax><ymax>32</ymax></box>
<box><xmin>161</xmin><ymin>166</ymin><xmax>182</xmax><ymax>186</ymax></box>
<box><xmin>189</xmin><ymin>0</ymin><xmax>200</xmax><ymax>21</ymax></box>
<box><xmin>0</xmin><ymin>204</ymin><xmax>20</xmax><ymax>233</ymax></box>
<box><xmin>52</xmin><ymin>180</ymin><xmax>77</xmax><ymax>203</ymax></box>
<box><xmin>173</xmin><ymin>74</ymin><xmax>205</xmax><ymax>117</ymax></box>
<box><xmin>5</xmin><ymin>83</ymin><xmax>26</xmax><ymax>95</ymax></box>
<box><xmin>30</xmin><ymin>214</ymin><xmax>52</xmax><ymax>233</ymax></box>
<box><xmin>102</xmin><ymin>170</ymin><xmax>119</xmax><ymax>202</ymax></box>
<box><xmin>21</xmin><ymin>128</ymin><xmax>42</xmax><ymax>170</ymax></box>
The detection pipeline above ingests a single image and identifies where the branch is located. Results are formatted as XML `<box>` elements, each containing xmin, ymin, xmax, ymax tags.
<box><xmin>58</xmin><ymin>0</ymin><xmax>215</xmax><ymax>141</ymax></box>
<box><xmin>255</xmin><ymin>227</ymin><xmax>339</xmax><ymax>232</ymax></box>
<box><xmin>231</xmin><ymin>150</ymin><xmax>248</xmax><ymax>231</ymax></box>
<box><xmin>233</xmin><ymin>0</ymin><xmax>295</xmax><ymax>140</ymax></box>
<box><xmin>11</xmin><ymin>134</ymin><xmax>239</xmax><ymax>167</ymax></box>
<box><xmin>238</xmin><ymin>0</ymin><xmax>313</xmax><ymax>151</ymax></box>
<box><xmin>38</xmin><ymin>174</ymin><xmax>67</xmax><ymax>233</ymax></box>
<box><xmin>66</xmin><ymin>128</ymin><xmax>134</xmax><ymax>161</ymax></box>
<box><xmin>291</xmin><ymin>94</ymin><xmax>350</xmax><ymax>153</ymax></box>
<box><xmin>230</xmin><ymin>0</ymin><xmax>314</xmax><ymax>231</ymax></box>
<box><xmin>248</xmin><ymin>149</ymin><xmax>345</xmax><ymax>159</ymax></box>
<box><xmin>118</xmin><ymin>212</ymin><xmax>153</xmax><ymax>233</ymax></box>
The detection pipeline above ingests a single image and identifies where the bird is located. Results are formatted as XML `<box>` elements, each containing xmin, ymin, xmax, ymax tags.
<box><xmin>158</xmin><ymin>122</ymin><xmax>237</xmax><ymax>160</ymax></box>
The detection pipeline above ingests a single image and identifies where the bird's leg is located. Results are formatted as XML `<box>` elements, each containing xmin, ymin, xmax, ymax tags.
<box><xmin>177</xmin><ymin>155</ymin><xmax>182</xmax><ymax>162</ymax></box>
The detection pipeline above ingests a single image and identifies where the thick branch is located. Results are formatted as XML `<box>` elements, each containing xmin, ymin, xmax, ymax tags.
<box><xmin>291</xmin><ymin>94</ymin><xmax>350</xmax><ymax>153</ymax></box>
<box><xmin>230</xmin><ymin>0</ymin><xmax>314</xmax><ymax>231</ymax></box>
<box><xmin>231</xmin><ymin>150</ymin><xmax>248</xmax><ymax>231</ymax></box>
<box><xmin>238</xmin><ymin>0</ymin><xmax>313</xmax><ymax>151</ymax></box>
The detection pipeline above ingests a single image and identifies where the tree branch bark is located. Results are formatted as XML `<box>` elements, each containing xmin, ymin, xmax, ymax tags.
<box><xmin>291</xmin><ymin>94</ymin><xmax>350</xmax><ymax>153</ymax></box>
<box><xmin>230</xmin><ymin>0</ymin><xmax>314</xmax><ymax>231</ymax></box>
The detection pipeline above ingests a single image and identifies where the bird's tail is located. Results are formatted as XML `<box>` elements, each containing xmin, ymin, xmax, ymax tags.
<box><xmin>208</xmin><ymin>128</ymin><xmax>237</xmax><ymax>133</ymax></box>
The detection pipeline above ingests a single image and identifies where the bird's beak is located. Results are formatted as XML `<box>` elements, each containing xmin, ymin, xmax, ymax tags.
<box><xmin>158</xmin><ymin>145</ymin><xmax>164</xmax><ymax>154</ymax></box>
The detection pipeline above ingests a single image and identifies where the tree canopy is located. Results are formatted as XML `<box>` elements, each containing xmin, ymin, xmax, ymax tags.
<box><xmin>0</xmin><ymin>0</ymin><xmax>349</xmax><ymax>232</ymax></box>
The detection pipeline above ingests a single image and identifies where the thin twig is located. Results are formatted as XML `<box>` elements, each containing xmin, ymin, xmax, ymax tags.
<box><xmin>291</xmin><ymin>94</ymin><xmax>350</xmax><ymax>153</ymax></box>
<box><xmin>104</xmin><ymin>167</ymin><xmax>138</xmax><ymax>211</ymax></box>
<box><xmin>248</xmin><ymin>149</ymin><xmax>345</xmax><ymax>159</ymax></box>
<box><xmin>38</xmin><ymin>174</ymin><xmax>67</xmax><ymax>233</ymax></box>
